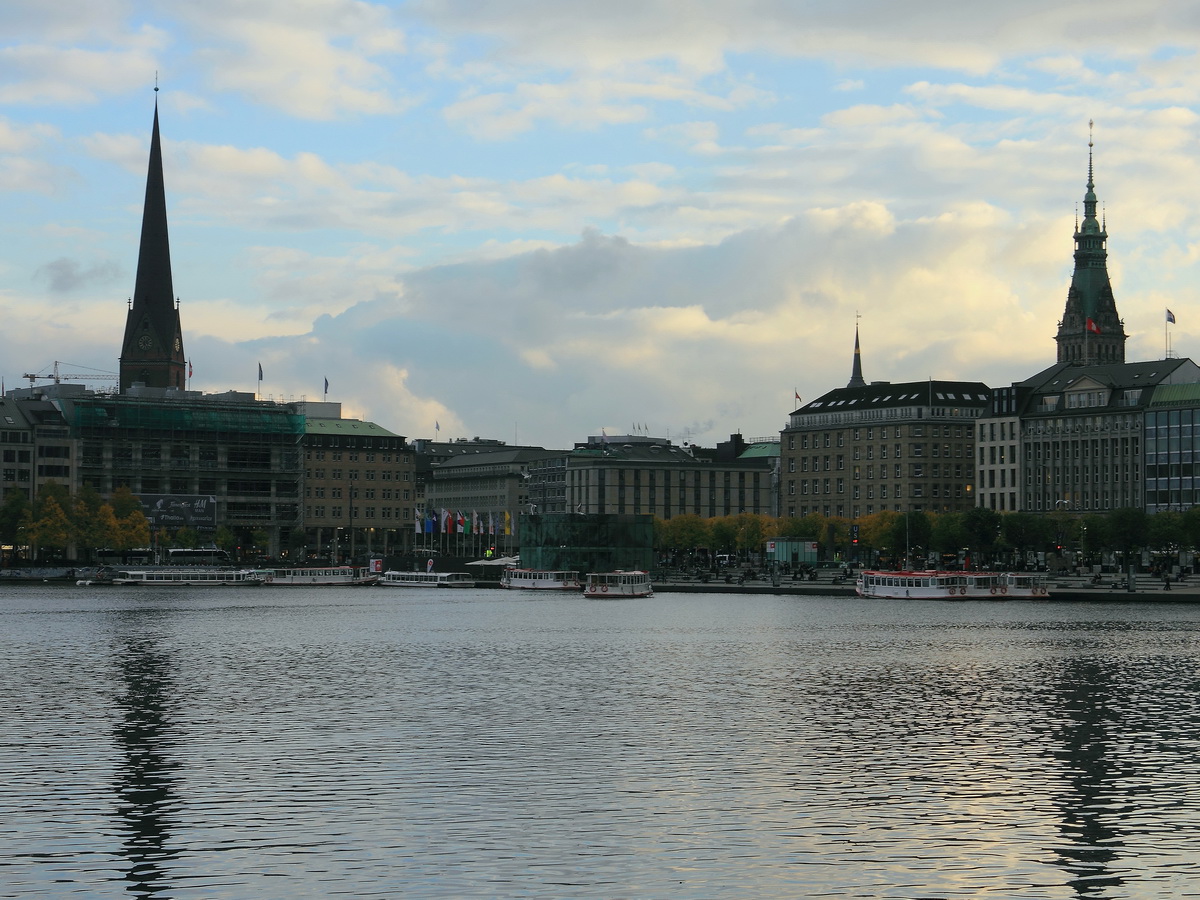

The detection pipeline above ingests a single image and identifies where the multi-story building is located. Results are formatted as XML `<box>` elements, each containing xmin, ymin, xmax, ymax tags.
<box><xmin>45</xmin><ymin>384</ymin><xmax>304</xmax><ymax>555</ymax></box>
<box><xmin>976</xmin><ymin>138</ymin><xmax>1200</xmax><ymax>514</ymax></box>
<box><xmin>562</xmin><ymin>434</ymin><xmax>776</xmax><ymax>518</ymax></box>
<box><xmin>2</xmin><ymin>102</ymin><xmax>419</xmax><ymax>562</ymax></box>
<box><xmin>979</xmin><ymin>360</ymin><xmax>1200</xmax><ymax>513</ymax></box>
<box><xmin>782</xmin><ymin>329</ymin><xmax>988</xmax><ymax>518</ymax></box>
<box><xmin>420</xmin><ymin>446</ymin><xmax>558</xmax><ymax>556</ymax></box>
<box><xmin>300</xmin><ymin>401</ymin><xmax>415</xmax><ymax>561</ymax></box>
<box><xmin>1144</xmin><ymin>383</ymin><xmax>1200</xmax><ymax>514</ymax></box>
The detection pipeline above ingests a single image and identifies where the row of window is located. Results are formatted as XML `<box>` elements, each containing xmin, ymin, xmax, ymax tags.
<box><xmin>308</xmin><ymin>468</ymin><xmax>412</xmax><ymax>481</ymax></box>
<box><xmin>306</xmin><ymin>487</ymin><xmax>412</xmax><ymax>500</ymax></box>
<box><xmin>306</xmin><ymin>506</ymin><xmax>411</xmax><ymax>520</ymax></box>
<box><xmin>306</xmin><ymin>451</ymin><xmax>413</xmax><ymax>464</ymax></box>
<box><xmin>787</xmin><ymin>479</ymin><xmax>968</xmax><ymax>500</ymax></box>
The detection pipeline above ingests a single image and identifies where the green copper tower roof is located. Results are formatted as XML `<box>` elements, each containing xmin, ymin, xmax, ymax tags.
<box><xmin>1055</xmin><ymin>121</ymin><xmax>1127</xmax><ymax>366</ymax></box>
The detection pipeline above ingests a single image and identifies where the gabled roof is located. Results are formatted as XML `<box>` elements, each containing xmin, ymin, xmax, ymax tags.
<box><xmin>305</xmin><ymin>417</ymin><xmax>398</xmax><ymax>438</ymax></box>
<box><xmin>797</xmin><ymin>379</ymin><xmax>990</xmax><ymax>415</ymax></box>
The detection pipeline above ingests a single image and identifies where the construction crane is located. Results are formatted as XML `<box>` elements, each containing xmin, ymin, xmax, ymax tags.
<box><xmin>22</xmin><ymin>361</ymin><xmax>119</xmax><ymax>386</ymax></box>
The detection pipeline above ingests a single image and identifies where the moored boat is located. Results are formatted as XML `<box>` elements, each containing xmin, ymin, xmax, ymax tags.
<box><xmin>379</xmin><ymin>570</ymin><xmax>475</xmax><ymax>588</ymax></box>
<box><xmin>500</xmin><ymin>568</ymin><xmax>581</xmax><ymax>591</ymax></box>
<box><xmin>258</xmin><ymin>565</ymin><xmax>379</xmax><ymax>586</ymax></box>
<box><xmin>855</xmin><ymin>570</ymin><xmax>1050</xmax><ymax>599</ymax></box>
<box><xmin>583</xmin><ymin>570</ymin><xmax>654</xmax><ymax>598</ymax></box>
<box><xmin>109</xmin><ymin>567</ymin><xmax>266</xmax><ymax>586</ymax></box>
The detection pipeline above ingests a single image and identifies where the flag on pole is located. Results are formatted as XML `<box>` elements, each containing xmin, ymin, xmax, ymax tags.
<box><xmin>1086</xmin><ymin>318</ymin><xmax>1101</xmax><ymax>335</ymax></box>
<box><xmin>258</xmin><ymin>362</ymin><xmax>263</xmax><ymax>380</ymax></box>
<box><xmin>415</xmin><ymin>509</ymin><xmax>421</xmax><ymax>534</ymax></box>
<box><xmin>188</xmin><ymin>360</ymin><xmax>193</xmax><ymax>378</ymax></box>
<box><xmin>794</xmin><ymin>389</ymin><xmax>801</xmax><ymax>402</ymax></box>
<box><xmin>1167</xmin><ymin>309</ymin><xmax>1177</xmax><ymax>324</ymax></box>
<box><xmin>435</xmin><ymin>421</ymin><xmax>440</xmax><ymax>433</ymax></box>
<box><xmin>324</xmin><ymin>377</ymin><xmax>329</xmax><ymax>394</ymax></box>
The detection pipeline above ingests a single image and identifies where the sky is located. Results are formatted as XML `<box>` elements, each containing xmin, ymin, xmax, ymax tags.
<box><xmin>4</xmin><ymin>1</ymin><xmax>1200</xmax><ymax>449</ymax></box>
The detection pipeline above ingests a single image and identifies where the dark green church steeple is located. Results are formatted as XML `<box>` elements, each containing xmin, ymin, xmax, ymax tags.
<box><xmin>1055</xmin><ymin>122</ymin><xmax>1126</xmax><ymax>366</ymax></box>
<box><xmin>119</xmin><ymin>96</ymin><xmax>186</xmax><ymax>393</ymax></box>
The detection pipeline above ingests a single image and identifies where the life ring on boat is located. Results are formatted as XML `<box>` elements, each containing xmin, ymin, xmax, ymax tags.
<box><xmin>601</xmin><ymin>584</ymin><xmax>608</xmax><ymax>592</ymax></box>
<box><xmin>990</xmin><ymin>586</ymin><xmax>997</xmax><ymax>595</ymax></box>
<box><xmin>1000</xmin><ymin>586</ymin><xmax>1007</xmax><ymax>594</ymax></box>
<box><xmin>589</xmin><ymin>585</ymin><xmax>597</xmax><ymax>593</ymax></box>
<box><xmin>960</xmin><ymin>586</ymin><xmax>967</xmax><ymax>595</ymax></box>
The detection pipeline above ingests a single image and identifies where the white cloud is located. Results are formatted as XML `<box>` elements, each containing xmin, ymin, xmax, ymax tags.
<box><xmin>179</xmin><ymin>0</ymin><xmax>409</xmax><ymax>119</ymax></box>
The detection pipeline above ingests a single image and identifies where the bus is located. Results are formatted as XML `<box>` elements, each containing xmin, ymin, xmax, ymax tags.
<box><xmin>167</xmin><ymin>548</ymin><xmax>232</xmax><ymax>566</ymax></box>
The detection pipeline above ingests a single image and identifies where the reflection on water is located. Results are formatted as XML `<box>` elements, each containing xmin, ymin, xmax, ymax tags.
<box><xmin>1049</xmin><ymin>656</ymin><xmax>1125</xmax><ymax>896</ymax></box>
<box><xmin>3</xmin><ymin>589</ymin><xmax>1200</xmax><ymax>898</ymax></box>
<box><xmin>111</xmin><ymin>628</ymin><xmax>180</xmax><ymax>898</ymax></box>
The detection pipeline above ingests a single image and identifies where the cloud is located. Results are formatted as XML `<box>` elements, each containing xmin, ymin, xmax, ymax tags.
<box><xmin>179</xmin><ymin>0</ymin><xmax>409</xmax><ymax>119</ymax></box>
<box><xmin>33</xmin><ymin>257</ymin><xmax>123</xmax><ymax>293</ymax></box>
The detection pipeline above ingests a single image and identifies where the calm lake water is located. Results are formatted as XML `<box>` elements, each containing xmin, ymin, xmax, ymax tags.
<box><xmin>4</xmin><ymin>585</ymin><xmax>1200</xmax><ymax>898</ymax></box>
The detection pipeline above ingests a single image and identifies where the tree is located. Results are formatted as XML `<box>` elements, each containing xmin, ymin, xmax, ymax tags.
<box><xmin>1108</xmin><ymin>507</ymin><xmax>1149</xmax><ymax>557</ymax></box>
<box><xmin>709</xmin><ymin>517</ymin><xmax>738</xmax><ymax>554</ymax></box>
<box><xmin>0</xmin><ymin>489</ymin><xmax>31</xmax><ymax>559</ymax></box>
<box><xmin>109</xmin><ymin>485</ymin><xmax>143</xmax><ymax>519</ymax></box>
<box><xmin>72</xmin><ymin>484</ymin><xmax>109</xmax><ymax>561</ymax></box>
<box><xmin>658</xmin><ymin>514</ymin><xmax>711</xmax><ymax>555</ymax></box>
<box><xmin>1148</xmin><ymin>510</ymin><xmax>1184</xmax><ymax>553</ymax></box>
<box><xmin>961</xmin><ymin>507</ymin><xmax>1001</xmax><ymax>561</ymax></box>
<box><xmin>250</xmin><ymin>529</ymin><xmax>270</xmax><ymax>557</ymax></box>
<box><xmin>859</xmin><ymin>510</ymin><xmax>899</xmax><ymax>553</ymax></box>
<box><xmin>776</xmin><ymin>513</ymin><xmax>824</xmax><ymax>540</ymax></box>
<box><xmin>25</xmin><ymin>495</ymin><xmax>71</xmax><ymax>562</ymax></box>
<box><xmin>734</xmin><ymin>513</ymin><xmax>768</xmax><ymax>555</ymax></box>
<box><xmin>214</xmin><ymin>526</ymin><xmax>237</xmax><ymax>556</ymax></box>
<box><xmin>114</xmin><ymin>508</ymin><xmax>151</xmax><ymax>551</ymax></box>
<box><xmin>173</xmin><ymin>526</ymin><xmax>201</xmax><ymax>549</ymax></box>
<box><xmin>930</xmin><ymin>512</ymin><xmax>965</xmax><ymax>555</ymax></box>
<box><xmin>889</xmin><ymin>512</ymin><xmax>931</xmax><ymax>565</ymax></box>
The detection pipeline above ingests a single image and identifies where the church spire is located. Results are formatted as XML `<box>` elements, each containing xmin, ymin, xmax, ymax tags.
<box><xmin>847</xmin><ymin>321</ymin><xmax>866</xmax><ymax>388</ymax></box>
<box><xmin>119</xmin><ymin>94</ymin><xmax>186</xmax><ymax>393</ymax></box>
<box><xmin>1054</xmin><ymin>121</ymin><xmax>1126</xmax><ymax>366</ymax></box>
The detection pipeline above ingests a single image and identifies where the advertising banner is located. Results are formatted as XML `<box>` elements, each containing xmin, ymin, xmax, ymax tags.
<box><xmin>138</xmin><ymin>495</ymin><xmax>218</xmax><ymax>530</ymax></box>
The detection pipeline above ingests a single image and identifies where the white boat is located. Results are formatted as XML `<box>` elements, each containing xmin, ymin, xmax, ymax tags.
<box><xmin>500</xmin><ymin>568</ymin><xmax>581</xmax><ymax>591</ymax></box>
<box><xmin>855</xmin><ymin>570</ymin><xmax>1050</xmax><ymax>599</ymax></box>
<box><xmin>109</xmin><ymin>567</ymin><xmax>266</xmax><ymax>586</ymax></box>
<box><xmin>259</xmin><ymin>565</ymin><xmax>379</xmax><ymax>586</ymax></box>
<box><xmin>583</xmin><ymin>570</ymin><xmax>654</xmax><ymax>598</ymax></box>
<box><xmin>379</xmin><ymin>570</ymin><xmax>475</xmax><ymax>588</ymax></box>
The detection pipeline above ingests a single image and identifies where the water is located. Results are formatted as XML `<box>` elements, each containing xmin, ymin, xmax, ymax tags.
<box><xmin>4</xmin><ymin>586</ymin><xmax>1200</xmax><ymax>898</ymax></box>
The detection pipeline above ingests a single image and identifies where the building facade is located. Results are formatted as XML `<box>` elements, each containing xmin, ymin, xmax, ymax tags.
<box><xmin>560</xmin><ymin>434</ymin><xmax>776</xmax><ymax>519</ymax></box>
<box><xmin>976</xmin><ymin>139</ymin><xmax>1200</xmax><ymax>515</ymax></box>
<box><xmin>979</xmin><ymin>359</ymin><xmax>1200</xmax><ymax>514</ymax></box>
<box><xmin>301</xmin><ymin>402</ymin><xmax>415</xmax><ymax>561</ymax></box>
<box><xmin>781</xmin><ymin>381</ymin><xmax>988</xmax><ymax>518</ymax></box>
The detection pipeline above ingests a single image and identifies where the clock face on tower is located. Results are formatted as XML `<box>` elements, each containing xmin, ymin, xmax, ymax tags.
<box><xmin>137</xmin><ymin>334</ymin><xmax>153</xmax><ymax>351</ymax></box>
<box><xmin>174</xmin><ymin>336</ymin><xmax>181</xmax><ymax>353</ymax></box>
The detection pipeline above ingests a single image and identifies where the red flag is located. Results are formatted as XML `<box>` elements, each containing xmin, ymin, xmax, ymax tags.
<box><xmin>188</xmin><ymin>360</ymin><xmax>193</xmax><ymax>378</ymax></box>
<box><xmin>1086</xmin><ymin>318</ymin><xmax>1101</xmax><ymax>335</ymax></box>
<box><xmin>794</xmin><ymin>390</ymin><xmax>801</xmax><ymax>402</ymax></box>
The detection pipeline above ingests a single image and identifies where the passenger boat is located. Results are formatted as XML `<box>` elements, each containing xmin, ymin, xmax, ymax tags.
<box><xmin>259</xmin><ymin>565</ymin><xmax>379</xmax><ymax>586</ymax></box>
<box><xmin>109</xmin><ymin>567</ymin><xmax>266</xmax><ymax>586</ymax></box>
<box><xmin>499</xmin><ymin>568</ymin><xmax>581</xmax><ymax>591</ymax></box>
<box><xmin>379</xmin><ymin>570</ymin><xmax>475</xmax><ymax>588</ymax></box>
<box><xmin>583</xmin><ymin>570</ymin><xmax>654</xmax><ymax>598</ymax></box>
<box><xmin>855</xmin><ymin>570</ymin><xmax>1050</xmax><ymax>599</ymax></box>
